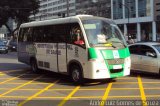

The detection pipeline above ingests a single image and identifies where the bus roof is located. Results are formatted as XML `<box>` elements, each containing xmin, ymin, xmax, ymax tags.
<box><xmin>20</xmin><ymin>15</ymin><xmax>114</xmax><ymax>28</ymax></box>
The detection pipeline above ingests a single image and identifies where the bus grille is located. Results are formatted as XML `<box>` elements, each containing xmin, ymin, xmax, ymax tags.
<box><xmin>107</xmin><ymin>59</ymin><xmax>124</xmax><ymax>65</ymax></box>
<box><xmin>110</xmin><ymin>69</ymin><xmax>123</xmax><ymax>73</ymax></box>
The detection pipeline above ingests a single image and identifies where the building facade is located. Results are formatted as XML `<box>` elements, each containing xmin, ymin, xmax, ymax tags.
<box><xmin>31</xmin><ymin>0</ymin><xmax>76</xmax><ymax>21</ymax></box>
<box><xmin>76</xmin><ymin>0</ymin><xmax>111</xmax><ymax>18</ymax></box>
<box><xmin>111</xmin><ymin>0</ymin><xmax>160</xmax><ymax>42</ymax></box>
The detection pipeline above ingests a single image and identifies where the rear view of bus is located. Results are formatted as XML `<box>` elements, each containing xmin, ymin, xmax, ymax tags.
<box><xmin>82</xmin><ymin>17</ymin><xmax>131</xmax><ymax>79</ymax></box>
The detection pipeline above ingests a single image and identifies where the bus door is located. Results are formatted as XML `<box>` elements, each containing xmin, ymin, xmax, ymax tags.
<box><xmin>57</xmin><ymin>42</ymin><xmax>67</xmax><ymax>72</ymax></box>
<box><xmin>41</xmin><ymin>26</ymin><xmax>58</xmax><ymax>72</ymax></box>
<box><xmin>57</xmin><ymin>24</ymin><xmax>68</xmax><ymax>73</ymax></box>
<box><xmin>18</xmin><ymin>28</ymin><xmax>34</xmax><ymax>64</ymax></box>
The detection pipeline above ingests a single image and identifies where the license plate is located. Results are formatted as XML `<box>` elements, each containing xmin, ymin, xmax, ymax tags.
<box><xmin>113</xmin><ymin>65</ymin><xmax>122</xmax><ymax>69</ymax></box>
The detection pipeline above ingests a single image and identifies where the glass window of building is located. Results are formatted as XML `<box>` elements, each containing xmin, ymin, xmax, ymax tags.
<box><xmin>156</xmin><ymin>22</ymin><xmax>160</xmax><ymax>42</ymax></box>
<box><xmin>138</xmin><ymin>0</ymin><xmax>151</xmax><ymax>17</ymax></box>
<box><xmin>141</xmin><ymin>23</ymin><xmax>152</xmax><ymax>41</ymax></box>
<box><xmin>125</xmin><ymin>0</ymin><xmax>136</xmax><ymax>18</ymax></box>
<box><xmin>113</xmin><ymin>0</ymin><xmax>123</xmax><ymax>19</ymax></box>
<box><xmin>127</xmin><ymin>24</ymin><xmax>137</xmax><ymax>39</ymax></box>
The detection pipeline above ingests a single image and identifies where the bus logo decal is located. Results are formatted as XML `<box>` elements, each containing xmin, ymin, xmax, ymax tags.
<box><xmin>75</xmin><ymin>47</ymin><xmax>79</xmax><ymax>57</ymax></box>
<box><xmin>113</xmin><ymin>50</ymin><xmax>119</xmax><ymax>59</ymax></box>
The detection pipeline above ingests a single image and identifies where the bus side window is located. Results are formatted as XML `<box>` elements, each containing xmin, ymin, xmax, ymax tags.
<box><xmin>23</xmin><ymin>28</ymin><xmax>29</xmax><ymax>42</ymax></box>
<box><xmin>33</xmin><ymin>27</ymin><xmax>44</xmax><ymax>43</ymax></box>
<box><xmin>44</xmin><ymin>26</ymin><xmax>53</xmax><ymax>43</ymax></box>
<box><xmin>18</xmin><ymin>28</ymin><xmax>25</xmax><ymax>42</ymax></box>
<box><xmin>22</xmin><ymin>28</ymin><xmax>33</xmax><ymax>42</ymax></box>
<box><xmin>54</xmin><ymin>24</ymin><xmax>69</xmax><ymax>43</ymax></box>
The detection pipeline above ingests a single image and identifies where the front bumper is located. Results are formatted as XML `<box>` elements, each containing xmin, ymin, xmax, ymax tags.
<box><xmin>0</xmin><ymin>49</ymin><xmax>8</xmax><ymax>53</ymax></box>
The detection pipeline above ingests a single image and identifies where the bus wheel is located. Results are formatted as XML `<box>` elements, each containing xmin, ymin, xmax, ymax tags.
<box><xmin>70</xmin><ymin>65</ymin><xmax>83</xmax><ymax>84</ymax></box>
<box><xmin>31</xmin><ymin>59</ymin><xmax>39</xmax><ymax>73</ymax></box>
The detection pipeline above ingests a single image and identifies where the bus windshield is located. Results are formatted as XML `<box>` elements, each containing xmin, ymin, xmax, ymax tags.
<box><xmin>82</xmin><ymin>19</ymin><xmax>127</xmax><ymax>48</ymax></box>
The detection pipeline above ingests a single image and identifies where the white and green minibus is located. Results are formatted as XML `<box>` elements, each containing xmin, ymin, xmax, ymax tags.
<box><xmin>18</xmin><ymin>15</ymin><xmax>131</xmax><ymax>83</ymax></box>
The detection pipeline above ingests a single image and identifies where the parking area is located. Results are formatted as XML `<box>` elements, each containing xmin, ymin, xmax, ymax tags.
<box><xmin>0</xmin><ymin>69</ymin><xmax>159</xmax><ymax>106</ymax></box>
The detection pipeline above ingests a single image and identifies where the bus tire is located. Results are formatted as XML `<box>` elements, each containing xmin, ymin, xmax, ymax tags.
<box><xmin>30</xmin><ymin>59</ymin><xmax>39</xmax><ymax>73</ymax></box>
<box><xmin>70</xmin><ymin>65</ymin><xmax>83</xmax><ymax>84</ymax></box>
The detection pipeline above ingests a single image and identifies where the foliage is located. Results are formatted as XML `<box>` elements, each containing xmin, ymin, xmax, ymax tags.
<box><xmin>0</xmin><ymin>0</ymin><xmax>40</xmax><ymax>33</ymax></box>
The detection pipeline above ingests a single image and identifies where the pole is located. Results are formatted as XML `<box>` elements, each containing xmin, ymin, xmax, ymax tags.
<box><xmin>126</xmin><ymin>6</ymin><xmax>130</xmax><ymax>40</ymax></box>
<box><xmin>120</xmin><ymin>3</ymin><xmax>130</xmax><ymax>39</ymax></box>
<box><xmin>126</xmin><ymin>6</ymin><xmax>130</xmax><ymax>24</ymax></box>
<box><xmin>120</xmin><ymin>3</ymin><xmax>130</xmax><ymax>24</ymax></box>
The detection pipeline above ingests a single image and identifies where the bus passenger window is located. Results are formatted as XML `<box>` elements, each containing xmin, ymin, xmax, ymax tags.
<box><xmin>23</xmin><ymin>28</ymin><xmax>33</xmax><ymax>42</ymax></box>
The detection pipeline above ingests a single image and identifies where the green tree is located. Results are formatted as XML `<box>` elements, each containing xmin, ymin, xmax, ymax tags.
<box><xmin>0</xmin><ymin>0</ymin><xmax>40</xmax><ymax>34</ymax></box>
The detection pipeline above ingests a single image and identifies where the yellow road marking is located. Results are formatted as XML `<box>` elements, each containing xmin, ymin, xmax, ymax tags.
<box><xmin>112</xmin><ymin>87</ymin><xmax>160</xmax><ymax>90</ymax></box>
<box><xmin>58</xmin><ymin>86</ymin><xmax>80</xmax><ymax>106</ymax></box>
<box><xmin>0</xmin><ymin>95</ymin><xmax>144</xmax><ymax>99</ymax></box>
<box><xmin>108</xmin><ymin>95</ymin><xmax>141</xmax><ymax>98</ymax></box>
<box><xmin>138</xmin><ymin>75</ymin><xmax>147</xmax><ymax>106</ymax></box>
<box><xmin>18</xmin><ymin>80</ymin><xmax>59</xmax><ymax>106</ymax></box>
<box><xmin>3</xmin><ymin>82</ymin><xmax>50</xmax><ymax>85</ymax></box>
<box><xmin>142</xmin><ymin>82</ymin><xmax>160</xmax><ymax>84</ymax></box>
<box><xmin>0</xmin><ymin>88</ymin><xmax>104</xmax><ymax>91</ymax></box>
<box><xmin>0</xmin><ymin>72</ymin><xmax>29</xmax><ymax>85</ymax></box>
<box><xmin>6</xmin><ymin>74</ymin><xmax>40</xmax><ymax>76</ymax></box>
<box><xmin>0</xmin><ymin>75</ymin><xmax>43</xmax><ymax>97</ymax></box>
<box><xmin>1</xmin><ymin>96</ymin><xmax>28</xmax><ymax>98</ymax></box>
<box><xmin>0</xmin><ymin>78</ymin><xmax>55</xmax><ymax>80</ymax></box>
<box><xmin>1</xmin><ymin>70</ymin><xmax>26</xmax><ymax>74</ymax></box>
<box><xmin>113</xmin><ymin>82</ymin><xmax>138</xmax><ymax>84</ymax></box>
<box><xmin>0</xmin><ymin>87</ymin><xmax>159</xmax><ymax>92</ymax></box>
<box><xmin>35</xmin><ymin>96</ymin><xmax>65</xmax><ymax>99</ymax></box>
<box><xmin>71</xmin><ymin>96</ymin><xmax>102</xmax><ymax>99</ymax></box>
<box><xmin>146</xmin><ymin>95</ymin><xmax>160</xmax><ymax>97</ymax></box>
<box><xmin>144</xmin><ymin>88</ymin><xmax>160</xmax><ymax>90</ymax></box>
<box><xmin>3</xmin><ymin>81</ymin><xmax>157</xmax><ymax>84</ymax></box>
<box><xmin>111</xmin><ymin>88</ymin><xmax>139</xmax><ymax>90</ymax></box>
<box><xmin>48</xmin><ymin>89</ymin><xmax>75</xmax><ymax>91</ymax></box>
<box><xmin>78</xmin><ymin>88</ymin><xmax>105</xmax><ymax>90</ymax></box>
<box><xmin>0</xmin><ymin>74</ymin><xmax>5</xmax><ymax>76</ymax></box>
<box><xmin>0</xmin><ymin>88</ymin><xmax>41</xmax><ymax>91</ymax></box>
<box><xmin>1</xmin><ymin>96</ymin><xmax>65</xmax><ymax>99</ymax></box>
<box><xmin>100</xmin><ymin>83</ymin><xmax>112</xmax><ymax>106</ymax></box>
<box><xmin>116</xmin><ymin>77</ymin><xmax>137</xmax><ymax>79</ymax></box>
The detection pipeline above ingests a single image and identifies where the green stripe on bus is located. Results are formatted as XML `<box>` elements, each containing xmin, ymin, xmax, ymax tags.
<box><xmin>118</xmin><ymin>48</ymin><xmax>130</xmax><ymax>58</ymax></box>
<box><xmin>100</xmin><ymin>48</ymin><xmax>130</xmax><ymax>59</ymax></box>
<box><xmin>101</xmin><ymin>50</ymin><xmax>114</xmax><ymax>59</ymax></box>
<box><xmin>88</xmin><ymin>48</ymin><xmax>98</xmax><ymax>59</ymax></box>
<box><xmin>88</xmin><ymin>47</ymin><xmax>130</xmax><ymax>60</ymax></box>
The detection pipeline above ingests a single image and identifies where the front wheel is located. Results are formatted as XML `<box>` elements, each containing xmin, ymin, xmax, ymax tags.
<box><xmin>30</xmin><ymin>59</ymin><xmax>39</xmax><ymax>73</ymax></box>
<box><xmin>70</xmin><ymin>65</ymin><xmax>84</xmax><ymax>84</ymax></box>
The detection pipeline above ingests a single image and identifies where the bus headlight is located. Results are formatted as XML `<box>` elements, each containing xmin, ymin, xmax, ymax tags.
<box><xmin>123</xmin><ymin>57</ymin><xmax>131</xmax><ymax>76</ymax></box>
<box><xmin>124</xmin><ymin>57</ymin><xmax>131</xmax><ymax>69</ymax></box>
<box><xmin>125</xmin><ymin>57</ymin><xmax>130</xmax><ymax>63</ymax></box>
